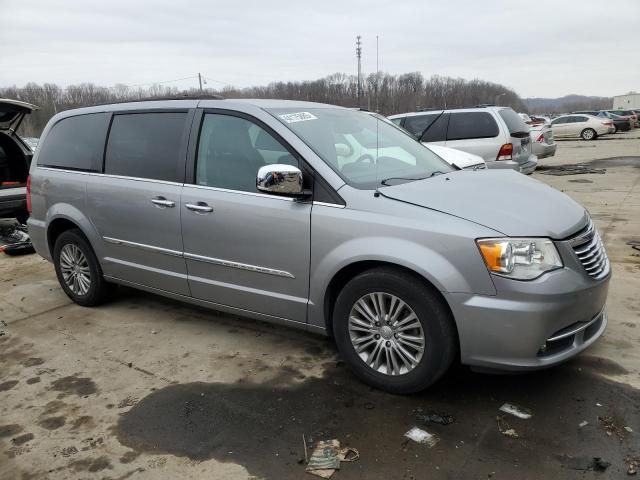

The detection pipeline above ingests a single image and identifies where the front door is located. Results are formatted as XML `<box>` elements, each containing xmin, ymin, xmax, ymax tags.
<box><xmin>180</xmin><ymin>111</ymin><xmax>311</xmax><ymax>322</ymax></box>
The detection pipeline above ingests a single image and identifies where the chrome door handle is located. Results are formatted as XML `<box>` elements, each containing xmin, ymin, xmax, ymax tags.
<box><xmin>185</xmin><ymin>202</ymin><xmax>213</xmax><ymax>213</ymax></box>
<box><xmin>151</xmin><ymin>197</ymin><xmax>175</xmax><ymax>208</ymax></box>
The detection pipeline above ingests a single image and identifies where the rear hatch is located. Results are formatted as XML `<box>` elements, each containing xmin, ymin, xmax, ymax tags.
<box><xmin>0</xmin><ymin>98</ymin><xmax>38</xmax><ymax>135</ymax></box>
<box><xmin>0</xmin><ymin>99</ymin><xmax>38</xmax><ymax>192</ymax></box>
<box><xmin>498</xmin><ymin>108</ymin><xmax>533</xmax><ymax>164</ymax></box>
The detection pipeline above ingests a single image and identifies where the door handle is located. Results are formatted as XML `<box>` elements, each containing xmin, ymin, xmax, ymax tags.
<box><xmin>185</xmin><ymin>202</ymin><xmax>213</xmax><ymax>213</ymax></box>
<box><xmin>151</xmin><ymin>196</ymin><xmax>175</xmax><ymax>208</ymax></box>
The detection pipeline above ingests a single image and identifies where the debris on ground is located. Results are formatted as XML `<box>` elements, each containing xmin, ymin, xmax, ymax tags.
<box><xmin>0</xmin><ymin>224</ymin><xmax>35</xmax><ymax>256</ymax></box>
<box><xmin>499</xmin><ymin>403</ymin><xmax>532</xmax><ymax>420</ymax></box>
<box><xmin>579</xmin><ymin>421</ymin><xmax>589</xmax><ymax>428</ymax></box>
<box><xmin>404</xmin><ymin>427</ymin><xmax>439</xmax><ymax>447</ymax></box>
<box><xmin>625</xmin><ymin>454</ymin><xmax>639</xmax><ymax>476</ymax></box>
<box><xmin>627</xmin><ymin>240</ymin><xmax>640</xmax><ymax>252</ymax></box>
<box><xmin>599</xmin><ymin>416</ymin><xmax>626</xmax><ymax>442</ymax></box>
<box><xmin>558</xmin><ymin>455</ymin><xmax>610</xmax><ymax>472</ymax></box>
<box><xmin>415</xmin><ymin>409</ymin><xmax>455</xmax><ymax>426</ymax></box>
<box><xmin>305</xmin><ymin>439</ymin><xmax>359</xmax><ymax>478</ymax></box>
<box><xmin>537</xmin><ymin>164</ymin><xmax>606</xmax><ymax>176</ymax></box>
<box><xmin>625</xmin><ymin>427</ymin><xmax>634</xmax><ymax>433</ymax></box>
<box><xmin>496</xmin><ymin>415</ymin><xmax>519</xmax><ymax>438</ymax></box>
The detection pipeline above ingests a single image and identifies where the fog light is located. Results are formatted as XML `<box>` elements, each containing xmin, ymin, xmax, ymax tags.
<box><xmin>539</xmin><ymin>342</ymin><xmax>547</xmax><ymax>353</ymax></box>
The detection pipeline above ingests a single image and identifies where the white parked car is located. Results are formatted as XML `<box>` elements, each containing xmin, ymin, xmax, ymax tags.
<box><xmin>362</xmin><ymin>111</ymin><xmax>486</xmax><ymax>170</ymax></box>
<box><xmin>549</xmin><ymin>114</ymin><xmax>610</xmax><ymax>140</ymax></box>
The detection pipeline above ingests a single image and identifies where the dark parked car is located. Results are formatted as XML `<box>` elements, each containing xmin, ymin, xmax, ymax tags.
<box><xmin>0</xmin><ymin>99</ymin><xmax>38</xmax><ymax>223</ymax></box>
<box><xmin>572</xmin><ymin>111</ymin><xmax>631</xmax><ymax>133</ymax></box>
<box><xmin>609</xmin><ymin>110</ymin><xmax>638</xmax><ymax>128</ymax></box>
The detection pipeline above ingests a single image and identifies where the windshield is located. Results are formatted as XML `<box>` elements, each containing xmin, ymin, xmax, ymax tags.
<box><xmin>268</xmin><ymin>108</ymin><xmax>453</xmax><ymax>189</ymax></box>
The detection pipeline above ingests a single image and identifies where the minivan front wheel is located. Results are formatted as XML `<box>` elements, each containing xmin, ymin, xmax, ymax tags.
<box><xmin>333</xmin><ymin>267</ymin><xmax>456</xmax><ymax>394</ymax></box>
<box><xmin>581</xmin><ymin>128</ymin><xmax>597</xmax><ymax>140</ymax></box>
<box><xmin>53</xmin><ymin>229</ymin><xmax>115</xmax><ymax>306</ymax></box>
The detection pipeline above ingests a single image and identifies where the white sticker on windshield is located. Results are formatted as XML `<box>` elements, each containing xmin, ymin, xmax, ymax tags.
<box><xmin>279</xmin><ymin>112</ymin><xmax>317</xmax><ymax>123</ymax></box>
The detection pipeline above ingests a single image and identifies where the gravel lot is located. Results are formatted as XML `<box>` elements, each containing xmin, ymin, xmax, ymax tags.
<box><xmin>1</xmin><ymin>131</ymin><xmax>639</xmax><ymax>480</ymax></box>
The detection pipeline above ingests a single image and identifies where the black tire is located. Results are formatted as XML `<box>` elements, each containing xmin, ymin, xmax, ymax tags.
<box><xmin>15</xmin><ymin>211</ymin><xmax>29</xmax><ymax>225</ymax></box>
<box><xmin>53</xmin><ymin>229</ymin><xmax>116</xmax><ymax>306</ymax></box>
<box><xmin>613</xmin><ymin>125</ymin><xmax>618</xmax><ymax>134</ymax></box>
<box><xmin>580</xmin><ymin>128</ymin><xmax>597</xmax><ymax>141</ymax></box>
<box><xmin>332</xmin><ymin>267</ymin><xmax>457</xmax><ymax>394</ymax></box>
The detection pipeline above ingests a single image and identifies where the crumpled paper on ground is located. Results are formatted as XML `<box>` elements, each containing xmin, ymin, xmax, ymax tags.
<box><xmin>306</xmin><ymin>439</ymin><xmax>359</xmax><ymax>478</ymax></box>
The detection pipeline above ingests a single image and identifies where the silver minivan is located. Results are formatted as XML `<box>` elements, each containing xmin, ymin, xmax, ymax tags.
<box><xmin>28</xmin><ymin>99</ymin><xmax>609</xmax><ymax>393</ymax></box>
<box><xmin>388</xmin><ymin>106</ymin><xmax>538</xmax><ymax>174</ymax></box>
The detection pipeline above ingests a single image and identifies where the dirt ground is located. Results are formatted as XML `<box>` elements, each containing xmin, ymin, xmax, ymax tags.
<box><xmin>1</xmin><ymin>131</ymin><xmax>639</xmax><ymax>480</ymax></box>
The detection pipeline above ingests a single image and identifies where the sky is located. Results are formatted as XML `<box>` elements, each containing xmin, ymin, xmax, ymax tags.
<box><xmin>1</xmin><ymin>0</ymin><xmax>638</xmax><ymax>98</ymax></box>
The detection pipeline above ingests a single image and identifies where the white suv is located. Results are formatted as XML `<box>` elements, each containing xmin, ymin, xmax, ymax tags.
<box><xmin>389</xmin><ymin>106</ymin><xmax>537</xmax><ymax>174</ymax></box>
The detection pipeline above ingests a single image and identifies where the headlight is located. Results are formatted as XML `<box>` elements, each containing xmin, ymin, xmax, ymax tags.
<box><xmin>476</xmin><ymin>238</ymin><xmax>563</xmax><ymax>280</ymax></box>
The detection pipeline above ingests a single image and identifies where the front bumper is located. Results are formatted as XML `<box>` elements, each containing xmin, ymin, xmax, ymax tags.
<box><xmin>446</xmin><ymin>259</ymin><xmax>610</xmax><ymax>371</ymax></box>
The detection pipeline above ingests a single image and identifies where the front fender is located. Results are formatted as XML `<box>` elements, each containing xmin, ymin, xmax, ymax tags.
<box><xmin>308</xmin><ymin>235</ymin><xmax>496</xmax><ymax>330</ymax></box>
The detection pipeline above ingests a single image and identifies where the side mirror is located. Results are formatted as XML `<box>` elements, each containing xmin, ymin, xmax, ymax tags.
<box><xmin>256</xmin><ymin>164</ymin><xmax>308</xmax><ymax>197</ymax></box>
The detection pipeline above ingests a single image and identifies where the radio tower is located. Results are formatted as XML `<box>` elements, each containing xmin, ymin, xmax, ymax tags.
<box><xmin>356</xmin><ymin>35</ymin><xmax>363</xmax><ymax>107</ymax></box>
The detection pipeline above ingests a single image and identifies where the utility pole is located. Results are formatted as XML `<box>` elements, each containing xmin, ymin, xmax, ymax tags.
<box><xmin>375</xmin><ymin>35</ymin><xmax>379</xmax><ymax>112</ymax></box>
<box><xmin>356</xmin><ymin>36</ymin><xmax>362</xmax><ymax>107</ymax></box>
<box><xmin>198</xmin><ymin>73</ymin><xmax>203</xmax><ymax>93</ymax></box>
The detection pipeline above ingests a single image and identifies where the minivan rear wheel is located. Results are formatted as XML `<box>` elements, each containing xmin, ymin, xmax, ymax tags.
<box><xmin>333</xmin><ymin>267</ymin><xmax>456</xmax><ymax>394</ymax></box>
<box><xmin>53</xmin><ymin>229</ymin><xmax>115</xmax><ymax>306</ymax></box>
<box><xmin>581</xmin><ymin>128</ymin><xmax>597</xmax><ymax>140</ymax></box>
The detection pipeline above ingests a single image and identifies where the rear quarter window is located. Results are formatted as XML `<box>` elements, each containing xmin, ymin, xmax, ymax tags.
<box><xmin>447</xmin><ymin>112</ymin><xmax>499</xmax><ymax>140</ymax></box>
<box><xmin>37</xmin><ymin>113</ymin><xmax>109</xmax><ymax>171</ymax></box>
<box><xmin>104</xmin><ymin>112</ymin><xmax>187</xmax><ymax>182</ymax></box>
<box><xmin>404</xmin><ymin>114</ymin><xmax>438</xmax><ymax>137</ymax></box>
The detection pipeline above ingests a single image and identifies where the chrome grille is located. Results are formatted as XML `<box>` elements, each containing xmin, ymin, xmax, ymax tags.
<box><xmin>569</xmin><ymin>218</ymin><xmax>609</xmax><ymax>279</ymax></box>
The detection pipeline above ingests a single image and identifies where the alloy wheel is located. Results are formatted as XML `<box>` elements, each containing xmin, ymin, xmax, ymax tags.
<box><xmin>59</xmin><ymin>244</ymin><xmax>91</xmax><ymax>295</ymax></box>
<box><xmin>348</xmin><ymin>292</ymin><xmax>425</xmax><ymax>376</ymax></box>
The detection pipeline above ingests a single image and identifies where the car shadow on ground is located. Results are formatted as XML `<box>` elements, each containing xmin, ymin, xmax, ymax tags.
<box><xmin>108</xmin><ymin>289</ymin><xmax>640</xmax><ymax>480</ymax></box>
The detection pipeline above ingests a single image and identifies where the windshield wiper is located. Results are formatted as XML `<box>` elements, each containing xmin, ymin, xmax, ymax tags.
<box><xmin>380</xmin><ymin>171</ymin><xmax>445</xmax><ymax>186</ymax></box>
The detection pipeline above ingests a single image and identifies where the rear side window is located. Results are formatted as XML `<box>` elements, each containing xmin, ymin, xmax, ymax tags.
<box><xmin>551</xmin><ymin>117</ymin><xmax>568</xmax><ymax>125</ymax></box>
<box><xmin>38</xmin><ymin>113</ymin><xmax>109</xmax><ymax>171</ymax></box>
<box><xmin>572</xmin><ymin>116</ymin><xmax>588</xmax><ymax>123</ymax></box>
<box><xmin>420</xmin><ymin>113</ymin><xmax>448</xmax><ymax>142</ymax></box>
<box><xmin>498</xmin><ymin>108</ymin><xmax>529</xmax><ymax>135</ymax></box>
<box><xmin>105</xmin><ymin>112</ymin><xmax>187</xmax><ymax>182</ymax></box>
<box><xmin>447</xmin><ymin>112</ymin><xmax>499</xmax><ymax>140</ymax></box>
<box><xmin>404</xmin><ymin>114</ymin><xmax>438</xmax><ymax>137</ymax></box>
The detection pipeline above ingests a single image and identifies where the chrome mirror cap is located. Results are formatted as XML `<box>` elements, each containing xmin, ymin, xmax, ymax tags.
<box><xmin>256</xmin><ymin>164</ymin><xmax>304</xmax><ymax>196</ymax></box>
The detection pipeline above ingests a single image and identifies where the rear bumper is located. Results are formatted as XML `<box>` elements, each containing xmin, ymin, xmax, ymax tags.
<box><xmin>447</xmin><ymin>265</ymin><xmax>610</xmax><ymax>371</ymax></box>
<box><xmin>26</xmin><ymin>217</ymin><xmax>51</xmax><ymax>261</ymax></box>
<box><xmin>533</xmin><ymin>143</ymin><xmax>557</xmax><ymax>159</ymax></box>
<box><xmin>519</xmin><ymin>154</ymin><xmax>538</xmax><ymax>174</ymax></box>
<box><xmin>486</xmin><ymin>160</ymin><xmax>520</xmax><ymax>171</ymax></box>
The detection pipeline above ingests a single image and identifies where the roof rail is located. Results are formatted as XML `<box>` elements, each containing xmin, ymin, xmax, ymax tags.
<box><xmin>95</xmin><ymin>94</ymin><xmax>225</xmax><ymax>106</ymax></box>
<box><xmin>417</xmin><ymin>104</ymin><xmax>495</xmax><ymax>112</ymax></box>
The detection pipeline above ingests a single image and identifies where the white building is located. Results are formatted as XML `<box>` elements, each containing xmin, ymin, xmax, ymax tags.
<box><xmin>613</xmin><ymin>93</ymin><xmax>640</xmax><ymax>110</ymax></box>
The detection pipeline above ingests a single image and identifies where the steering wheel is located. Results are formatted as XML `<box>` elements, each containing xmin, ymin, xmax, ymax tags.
<box><xmin>355</xmin><ymin>154</ymin><xmax>375</xmax><ymax>164</ymax></box>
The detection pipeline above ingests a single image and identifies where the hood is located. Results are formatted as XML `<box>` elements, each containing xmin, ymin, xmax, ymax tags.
<box><xmin>0</xmin><ymin>98</ymin><xmax>39</xmax><ymax>131</ymax></box>
<box><xmin>425</xmin><ymin>144</ymin><xmax>486</xmax><ymax>170</ymax></box>
<box><xmin>381</xmin><ymin>170</ymin><xmax>587</xmax><ymax>238</ymax></box>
